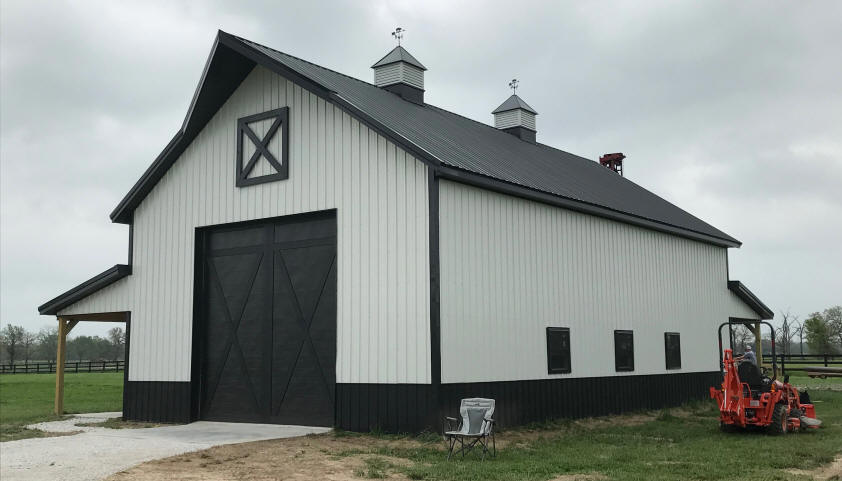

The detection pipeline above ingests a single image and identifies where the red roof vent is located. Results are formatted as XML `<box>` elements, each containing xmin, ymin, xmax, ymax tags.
<box><xmin>599</xmin><ymin>153</ymin><xmax>625</xmax><ymax>176</ymax></box>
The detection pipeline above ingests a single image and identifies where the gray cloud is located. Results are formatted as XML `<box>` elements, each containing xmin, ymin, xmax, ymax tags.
<box><xmin>2</xmin><ymin>0</ymin><xmax>840</xmax><ymax>337</ymax></box>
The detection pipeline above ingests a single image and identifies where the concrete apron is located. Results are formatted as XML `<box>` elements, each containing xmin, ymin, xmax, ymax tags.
<box><xmin>1</xmin><ymin>413</ymin><xmax>331</xmax><ymax>481</ymax></box>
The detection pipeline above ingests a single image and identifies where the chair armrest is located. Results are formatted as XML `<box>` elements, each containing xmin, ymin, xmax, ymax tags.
<box><xmin>444</xmin><ymin>416</ymin><xmax>461</xmax><ymax>431</ymax></box>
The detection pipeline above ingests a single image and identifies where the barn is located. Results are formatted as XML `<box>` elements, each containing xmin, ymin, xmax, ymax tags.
<box><xmin>39</xmin><ymin>31</ymin><xmax>773</xmax><ymax>432</ymax></box>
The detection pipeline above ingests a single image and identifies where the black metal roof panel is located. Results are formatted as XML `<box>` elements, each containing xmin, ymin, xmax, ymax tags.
<box><xmin>492</xmin><ymin>94</ymin><xmax>538</xmax><ymax>114</ymax></box>
<box><xmin>728</xmin><ymin>280</ymin><xmax>774</xmax><ymax>320</ymax></box>
<box><xmin>237</xmin><ymin>35</ymin><xmax>738</xmax><ymax>245</ymax></box>
<box><xmin>38</xmin><ymin>265</ymin><xmax>131</xmax><ymax>315</ymax></box>
<box><xmin>371</xmin><ymin>46</ymin><xmax>427</xmax><ymax>70</ymax></box>
<box><xmin>110</xmin><ymin>32</ymin><xmax>739</xmax><ymax>246</ymax></box>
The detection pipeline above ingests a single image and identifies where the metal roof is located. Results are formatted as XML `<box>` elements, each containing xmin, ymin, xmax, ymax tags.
<box><xmin>110</xmin><ymin>31</ymin><xmax>739</xmax><ymax>247</ymax></box>
<box><xmin>38</xmin><ymin>265</ymin><xmax>131</xmax><ymax>315</ymax></box>
<box><xmin>492</xmin><ymin>94</ymin><xmax>538</xmax><ymax>114</ymax></box>
<box><xmin>371</xmin><ymin>46</ymin><xmax>427</xmax><ymax>70</ymax></box>
<box><xmin>728</xmin><ymin>281</ymin><xmax>774</xmax><ymax>320</ymax></box>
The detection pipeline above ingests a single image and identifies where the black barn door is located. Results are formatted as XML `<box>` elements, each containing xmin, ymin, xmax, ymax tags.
<box><xmin>198</xmin><ymin>212</ymin><xmax>336</xmax><ymax>426</ymax></box>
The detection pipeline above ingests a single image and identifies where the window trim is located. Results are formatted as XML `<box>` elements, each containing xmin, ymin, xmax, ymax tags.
<box><xmin>614</xmin><ymin>329</ymin><xmax>635</xmax><ymax>372</ymax></box>
<box><xmin>546</xmin><ymin>327</ymin><xmax>572</xmax><ymax>374</ymax></box>
<box><xmin>236</xmin><ymin>107</ymin><xmax>290</xmax><ymax>187</ymax></box>
<box><xmin>664</xmin><ymin>332</ymin><xmax>681</xmax><ymax>370</ymax></box>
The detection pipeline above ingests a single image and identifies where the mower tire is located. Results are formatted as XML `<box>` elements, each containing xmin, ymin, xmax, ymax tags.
<box><xmin>768</xmin><ymin>404</ymin><xmax>788</xmax><ymax>435</ymax></box>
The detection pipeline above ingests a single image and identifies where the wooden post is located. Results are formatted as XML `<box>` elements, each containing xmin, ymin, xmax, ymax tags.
<box><xmin>55</xmin><ymin>318</ymin><xmax>67</xmax><ymax>415</ymax></box>
<box><xmin>54</xmin><ymin>318</ymin><xmax>79</xmax><ymax>415</ymax></box>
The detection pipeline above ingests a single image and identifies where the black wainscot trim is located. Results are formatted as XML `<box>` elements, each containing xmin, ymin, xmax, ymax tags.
<box><xmin>123</xmin><ymin>381</ymin><xmax>192</xmax><ymax>423</ymax></box>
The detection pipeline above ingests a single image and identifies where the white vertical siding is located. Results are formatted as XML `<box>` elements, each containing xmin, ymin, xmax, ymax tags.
<box><xmin>60</xmin><ymin>66</ymin><xmax>431</xmax><ymax>384</ymax></box>
<box><xmin>438</xmin><ymin>180</ymin><xmax>751</xmax><ymax>383</ymax></box>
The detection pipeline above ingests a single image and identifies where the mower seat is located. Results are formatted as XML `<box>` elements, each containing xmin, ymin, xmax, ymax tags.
<box><xmin>737</xmin><ymin>362</ymin><xmax>769</xmax><ymax>396</ymax></box>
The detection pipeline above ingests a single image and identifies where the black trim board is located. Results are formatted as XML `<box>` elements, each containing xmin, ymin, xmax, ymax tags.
<box><xmin>728</xmin><ymin>280</ymin><xmax>774</xmax><ymax>320</ymax></box>
<box><xmin>428</xmin><ymin>168</ymin><xmax>442</xmax><ymax>428</ymax></box>
<box><xmin>122</xmin><ymin>313</ymin><xmax>131</xmax><ymax>420</ymax></box>
<box><xmin>38</xmin><ymin>265</ymin><xmax>131</xmax><ymax>315</ymax></box>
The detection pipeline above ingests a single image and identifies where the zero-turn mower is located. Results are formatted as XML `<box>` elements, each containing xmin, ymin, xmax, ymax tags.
<box><xmin>710</xmin><ymin>320</ymin><xmax>821</xmax><ymax>434</ymax></box>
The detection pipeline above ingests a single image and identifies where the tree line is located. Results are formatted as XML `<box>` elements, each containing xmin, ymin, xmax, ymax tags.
<box><xmin>729</xmin><ymin>305</ymin><xmax>842</xmax><ymax>355</ymax></box>
<box><xmin>0</xmin><ymin>325</ymin><xmax>125</xmax><ymax>365</ymax></box>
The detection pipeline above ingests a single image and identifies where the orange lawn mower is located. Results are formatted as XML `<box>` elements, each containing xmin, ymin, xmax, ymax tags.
<box><xmin>710</xmin><ymin>321</ymin><xmax>822</xmax><ymax>434</ymax></box>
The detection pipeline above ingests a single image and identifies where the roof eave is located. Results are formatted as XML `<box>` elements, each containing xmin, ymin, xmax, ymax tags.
<box><xmin>728</xmin><ymin>280</ymin><xmax>774</xmax><ymax>320</ymax></box>
<box><xmin>38</xmin><ymin>265</ymin><xmax>132</xmax><ymax>315</ymax></box>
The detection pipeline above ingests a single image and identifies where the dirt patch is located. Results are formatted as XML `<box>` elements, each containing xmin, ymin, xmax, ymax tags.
<box><xmin>106</xmin><ymin>432</ymin><xmax>429</xmax><ymax>481</ymax></box>
<box><xmin>549</xmin><ymin>475</ymin><xmax>607</xmax><ymax>481</ymax></box>
<box><xmin>787</xmin><ymin>455</ymin><xmax>842</xmax><ymax>480</ymax></box>
<box><xmin>76</xmin><ymin>418</ymin><xmax>165</xmax><ymax>429</ymax></box>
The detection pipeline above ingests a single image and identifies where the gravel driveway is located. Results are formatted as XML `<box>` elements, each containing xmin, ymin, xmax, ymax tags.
<box><xmin>0</xmin><ymin>412</ymin><xmax>330</xmax><ymax>481</ymax></box>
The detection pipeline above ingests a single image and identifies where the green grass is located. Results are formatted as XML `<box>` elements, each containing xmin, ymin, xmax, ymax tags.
<box><xmin>786</xmin><ymin>371</ymin><xmax>842</xmax><ymax>391</ymax></box>
<box><xmin>0</xmin><ymin>372</ymin><xmax>123</xmax><ymax>441</ymax></box>
<box><xmin>349</xmin><ymin>391</ymin><xmax>842</xmax><ymax>481</ymax></box>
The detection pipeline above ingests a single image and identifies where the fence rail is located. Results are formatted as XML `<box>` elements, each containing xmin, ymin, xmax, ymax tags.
<box><xmin>775</xmin><ymin>354</ymin><xmax>842</xmax><ymax>376</ymax></box>
<box><xmin>0</xmin><ymin>360</ymin><xmax>125</xmax><ymax>375</ymax></box>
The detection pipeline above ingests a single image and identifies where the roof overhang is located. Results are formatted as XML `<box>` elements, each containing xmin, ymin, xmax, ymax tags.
<box><xmin>727</xmin><ymin>280</ymin><xmax>773</xmax><ymax>320</ymax></box>
<box><xmin>107</xmin><ymin>31</ymin><xmax>741</xmax><ymax>249</ymax></box>
<box><xmin>38</xmin><ymin>265</ymin><xmax>131</xmax><ymax>315</ymax></box>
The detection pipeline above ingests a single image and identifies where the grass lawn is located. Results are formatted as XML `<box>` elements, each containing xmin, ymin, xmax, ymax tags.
<box><xmin>113</xmin><ymin>385</ymin><xmax>842</xmax><ymax>481</ymax></box>
<box><xmin>351</xmin><ymin>390</ymin><xmax>842</xmax><ymax>481</ymax></box>
<box><xmin>0</xmin><ymin>372</ymin><xmax>123</xmax><ymax>441</ymax></box>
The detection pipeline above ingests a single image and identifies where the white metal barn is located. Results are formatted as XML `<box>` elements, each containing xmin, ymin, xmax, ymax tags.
<box><xmin>39</xmin><ymin>31</ymin><xmax>773</xmax><ymax>431</ymax></box>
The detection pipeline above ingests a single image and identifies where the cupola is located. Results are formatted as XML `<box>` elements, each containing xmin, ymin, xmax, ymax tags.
<box><xmin>492</xmin><ymin>79</ymin><xmax>538</xmax><ymax>143</ymax></box>
<box><xmin>372</xmin><ymin>27</ymin><xmax>426</xmax><ymax>104</ymax></box>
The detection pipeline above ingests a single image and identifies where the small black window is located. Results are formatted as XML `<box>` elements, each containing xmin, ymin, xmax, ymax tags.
<box><xmin>546</xmin><ymin>327</ymin><xmax>571</xmax><ymax>374</ymax></box>
<box><xmin>665</xmin><ymin>332</ymin><xmax>681</xmax><ymax>370</ymax></box>
<box><xmin>614</xmin><ymin>330</ymin><xmax>634</xmax><ymax>372</ymax></box>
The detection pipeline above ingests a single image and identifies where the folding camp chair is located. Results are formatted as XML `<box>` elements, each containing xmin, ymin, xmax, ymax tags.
<box><xmin>444</xmin><ymin>398</ymin><xmax>496</xmax><ymax>460</ymax></box>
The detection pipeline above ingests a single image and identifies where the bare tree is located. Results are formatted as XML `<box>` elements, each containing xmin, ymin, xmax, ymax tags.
<box><xmin>777</xmin><ymin>310</ymin><xmax>799</xmax><ymax>356</ymax></box>
<box><xmin>36</xmin><ymin>327</ymin><xmax>58</xmax><ymax>362</ymax></box>
<box><xmin>732</xmin><ymin>324</ymin><xmax>753</xmax><ymax>353</ymax></box>
<box><xmin>0</xmin><ymin>325</ymin><xmax>27</xmax><ymax>365</ymax></box>
<box><xmin>107</xmin><ymin>327</ymin><xmax>125</xmax><ymax>360</ymax></box>
<box><xmin>22</xmin><ymin>330</ymin><xmax>36</xmax><ymax>362</ymax></box>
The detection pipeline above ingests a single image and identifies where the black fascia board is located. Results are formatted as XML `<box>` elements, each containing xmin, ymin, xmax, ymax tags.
<box><xmin>111</xmin><ymin>32</ymin><xmax>257</xmax><ymax>223</ymax></box>
<box><xmin>38</xmin><ymin>265</ymin><xmax>132</xmax><ymax>315</ymax></box>
<box><xmin>728</xmin><ymin>280</ymin><xmax>774</xmax><ymax>320</ymax></box>
<box><xmin>435</xmin><ymin>165</ymin><xmax>741</xmax><ymax>248</ymax></box>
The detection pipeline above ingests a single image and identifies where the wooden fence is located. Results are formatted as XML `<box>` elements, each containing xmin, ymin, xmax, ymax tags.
<box><xmin>0</xmin><ymin>360</ymin><xmax>125</xmax><ymax>374</ymax></box>
<box><xmin>775</xmin><ymin>354</ymin><xmax>841</xmax><ymax>376</ymax></box>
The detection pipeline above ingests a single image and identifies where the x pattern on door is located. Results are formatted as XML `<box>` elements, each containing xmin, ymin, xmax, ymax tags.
<box><xmin>236</xmin><ymin>107</ymin><xmax>289</xmax><ymax>187</ymax></box>
<box><xmin>202</xmin><ymin>233</ymin><xmax>336</xmax><ymax>426</ymax></box>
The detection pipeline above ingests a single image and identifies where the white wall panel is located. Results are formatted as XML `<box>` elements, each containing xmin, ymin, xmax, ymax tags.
<box><xmin>60</xmin><ymin>66</ymin><xmax>430</xmax><ymax>383</ymax></box>
<box><xmin>438</xmin><ymin>180</ymin><xmax>751</xmax><ymax>383</ymax></box>
<box><xmin>59</xmin><ymin>277</ymin><xmax>131</xmax><ymax>315</ymax></box>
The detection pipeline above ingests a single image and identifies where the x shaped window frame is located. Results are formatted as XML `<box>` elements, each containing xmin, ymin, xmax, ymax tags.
<box><xmin>236</xmin><ymin>107</ymin><xmax>289</xmax><ymax>187</ymax></box>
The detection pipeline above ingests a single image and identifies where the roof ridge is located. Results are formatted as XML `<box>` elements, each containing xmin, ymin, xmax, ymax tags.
<box><xmin>232</xmin><ymin>34</ymin><xmax>585</xmax><ymax>158</ymax></box>
<box><xmin>232</xmin><ymin>34</ymin><xmax>384</xmax><ymax>91</ymax></box>
<box><xmin>232</xmin><ymin>34</ymin><xmax>566</xmax><ymax>152</ymax></box>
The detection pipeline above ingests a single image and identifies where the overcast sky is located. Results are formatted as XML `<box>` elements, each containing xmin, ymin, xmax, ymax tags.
<box><xmin>1</xmin><ymin>1</ymin><xmax>840</xmax><ymax>338</ymax></box>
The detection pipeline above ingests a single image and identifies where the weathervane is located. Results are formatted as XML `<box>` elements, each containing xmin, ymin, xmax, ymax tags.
<box><xmin>509</xmin><ymin>78</ymin><xmax>519</xmax><ymax>95</ymax></box>
<box><xmin>392</xmin><ymin>27</ymin><xmax>405</xmax><ymax>46</ymax></box>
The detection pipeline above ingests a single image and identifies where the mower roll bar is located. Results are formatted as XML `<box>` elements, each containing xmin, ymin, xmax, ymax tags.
<box><xmin>717</xmin><ymin>320</ymin><xmax>777</xmax><ymax>382</ymax></box>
